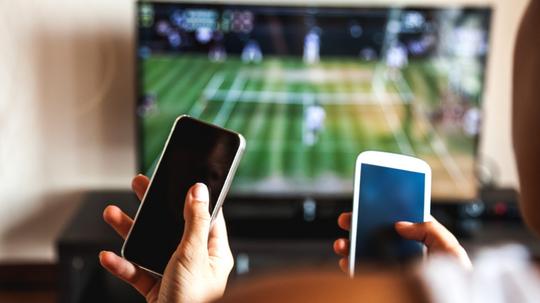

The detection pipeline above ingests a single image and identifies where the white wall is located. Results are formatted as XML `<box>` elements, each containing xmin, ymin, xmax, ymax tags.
<box><xmin>0</xmin><ymin>0</ymin><xmax>136</xmax><ymax>262</ymax></box>
<box><xmin>0</xmin><ymin>0</ymin><xmax>529</xmax><ymax>262</ymax></box>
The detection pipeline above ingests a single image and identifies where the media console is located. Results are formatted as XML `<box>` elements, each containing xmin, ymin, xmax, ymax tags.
<box><xmin>56</xmin><ymin>187</ymin><xmax>534</xmax><ymax>303</ymax></box>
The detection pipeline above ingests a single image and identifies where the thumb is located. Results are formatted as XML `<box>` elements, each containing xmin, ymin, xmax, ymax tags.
<box><xmin>180</xmin><ymin>183</ymin><xmax>211</xmax><ymax>253</ymax></box>
<box><xmin>394</xmin><ymin>221</ymin><xmax>427</xmax><ymax>241</ymax></box>
<box><xmin>395</xmin><ymin>220</ymin><xmax>472</xmax><ymax>269</ymax></box>
<box><xmin>395</xmin><ymin>219</ymin><xmax>460</xmax><ymax>249</ymax></box>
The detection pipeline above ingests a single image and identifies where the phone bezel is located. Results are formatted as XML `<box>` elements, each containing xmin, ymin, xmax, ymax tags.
<box><xmin>121</xmin><ymin>115</ymin><xmax>245</xmax><ymax>276</ymax></box>
<box><xmin>348</xmin><ymin>151</ymin><xmax>431</xmax><ymax>277</ymax></box>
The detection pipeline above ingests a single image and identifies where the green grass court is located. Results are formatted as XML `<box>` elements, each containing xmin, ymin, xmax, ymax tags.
<box><xmin>140</xmin><ymin>54</ymin><xmax>476</xmax><ymax>198</ymax></box>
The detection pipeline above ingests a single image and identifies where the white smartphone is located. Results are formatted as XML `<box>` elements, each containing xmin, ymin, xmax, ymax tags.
<box><xmin>122</xmin><ymin>115</ymin><xmax>245</xmax><ymax>276</ymax></box>
<box><xmin>349</xmin><ymin>151</ymin><xmax>431</xmax><ymax>276</ymax></box>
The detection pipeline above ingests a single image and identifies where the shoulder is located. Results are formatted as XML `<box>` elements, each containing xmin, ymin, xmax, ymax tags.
<box><xmin>220</xmin><ymin>269</ymin><xmax>428</xmax><ymax>303</ymax></box>
<box><xmin>419</xmin><ymin>245</ymin><xmax>540</xmax><ymax>303</ymax></box>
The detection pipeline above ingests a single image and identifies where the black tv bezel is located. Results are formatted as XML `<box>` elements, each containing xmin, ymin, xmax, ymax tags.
<box><xmin>133</xmin><ymin>1</ymin><xmax>493</xmax><ymax>204</ymax></box>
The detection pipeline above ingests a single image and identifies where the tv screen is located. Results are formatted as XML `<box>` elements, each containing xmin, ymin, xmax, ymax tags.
<box><xmin>136</xmin><ymin>1</ymin><xmax>491</xmax><ymax>201</ymax></box>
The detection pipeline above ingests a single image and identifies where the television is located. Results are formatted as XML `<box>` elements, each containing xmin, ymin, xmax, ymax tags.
<box><xmin>135</xmin><ymin>1</ymin><xmax>492</xmax><ymax>202</ymax></box>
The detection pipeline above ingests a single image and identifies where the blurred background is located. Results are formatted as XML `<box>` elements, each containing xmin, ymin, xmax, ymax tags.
<box><xmin>0</xmin><ymin>0</ymin><xmax>533</xmax><ymax>302</ymax></box>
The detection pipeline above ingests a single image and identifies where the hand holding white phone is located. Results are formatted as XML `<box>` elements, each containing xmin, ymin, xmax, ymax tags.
<box><xmin>349</xmin><ymin>151</ymin><xmax>431</xmax><ymax>276</ymax></box>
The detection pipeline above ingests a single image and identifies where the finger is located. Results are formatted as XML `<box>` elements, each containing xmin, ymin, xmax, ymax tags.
<box><xmin>338</xmin><ymin>212</ymin><xmax>352</xmax><ymax>231</ymax></box>
<box><xmin>395</xmin><ymin>220</ymin><xmax>472</xmax><ymax>269</ymax></box>
<box><xmin>394</xmin><ymin>221</ymin><xmax>427</xmax><ymax>241</ymax></box>
<box><xmin>103</xmin><ymin>205</ymin><xmax>133</xmax><ymax>239</ymax></box>
<box><xmin>208</xmin><ymin>209</ymin><xmax>231</xmax><ymax>257</ymax></box>
<box><xmin>99</xmin><ymin>251</ymin><xmax>158</xmax><ymax>297</ymax></box>
<box><xmin>339</xmin><ymin>257</ymin><xmax>349</xmax><ymax>274</ymax></box>
<box><xmin>180</xmin><ymin>183</ymin><xmax>211</xmax><ymax>253</ymax></box>
<box><xmin>131</xmin><ymin>174</ymin><xmax>150</xmax><ymax>201</ymax></box>
<box><xmin>333</xmin><ymin>238</ymin><xmax>350</xmax><ymax>257</ymax></box>
<box><xmin>210</xmin><ymin>209</ymin><xmax>229</xmax><ymax>241</ymax></box>
<box><xmin>208</xmin><ymin>209</ymin><xmax>234</xmax><ymax>270</ymax></box>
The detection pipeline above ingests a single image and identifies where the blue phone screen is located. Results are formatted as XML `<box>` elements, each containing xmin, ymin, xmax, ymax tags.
<box><xmin>354</xmin><ymin>163</ymin><xmax>426</xmax><ymax>266</ymax></box>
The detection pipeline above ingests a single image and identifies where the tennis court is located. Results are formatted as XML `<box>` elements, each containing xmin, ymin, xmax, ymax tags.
<box><xmin>140</xmin><ymin>54</ymin><xmax>476</xmax><ymax>198</ymax></box>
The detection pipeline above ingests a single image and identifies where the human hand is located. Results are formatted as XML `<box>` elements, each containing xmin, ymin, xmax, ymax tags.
<box><xmin>333</xmin><ymin>212</ymin><xmax>472</xmax><ymax>272</ymax></box>
<box><xmin>99</xmin><ymin>175</ymin><xmax>234</xmax><ymax>303</ymax></box>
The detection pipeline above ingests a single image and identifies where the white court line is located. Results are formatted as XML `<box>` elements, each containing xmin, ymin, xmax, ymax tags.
<box><xmin>203</xmin><ymin>72</ymin><xmax>226</xmax><ymax>100</ymax></box>
<box><xmin>267</xmin><ymin>77</ymin><xmax>288</xmax><ymax>176</ymax></box>
<box><xmin>336</xmin><ymin>66</ymin><xmax>364</xmax><ymax>155</ymax></box>
<box><xmin>371</xmin><ymin>8</ymin><xmax>414</xmax><ymax>155</ymax></box>
<box><xmin>189</xmin><ymin>72</ymin><xmax>226</xmax><ymax>117</ymax></box>
<box><xmin>207</xmin><ymin>89</ymin><xmax>402</xmax><ymax>105</ymax></box>
<box><xmin>212</xmin><ymin>71</ymin><xmax>247</xmax><ymax>126</ymax></box>
<box><xmin>245</xmin><ymin>139</ymin><xmax>357</xmax><ymax>151</ymax></box>
<box><xmin>236</xmin><ymin>67</ymin><xmax>278</xmax><ymax>176</ymax></box>
<box><xmin>372</xmin><ymin>65</ymin><xmax>415</xmax><ymax>155</ymax></box>
<box><xmin>300</xmin><ymin>81</ymin><xmax>336</xmax><ymax>172</ymax></box>
<box><xmin>301</xmin><ymin>91</ymin><xmax>314</xmax><ymax>146</ymax></box>
<box><xmin>244</xmin><ymin>76</ymin><xmax>275</xmax><ymax>140</ymax></box>
<box><xmin>147</xmin><ymin>65</ymin><xmax>217</xmax><ymax>174</ymax></box>
<box><xmin>395</xmin><ymin>72</ymin><xmax>467</xmax><ymax>186</ymax></box>
<box><xmin>237</xmin><ymin>68</ymin><xmax>375</xmax><ymax>82</ymax></box>
<box><xmin>393</xmin><ymin>74</ymin><xmax>414</xmax><ymax>103</ymax></box>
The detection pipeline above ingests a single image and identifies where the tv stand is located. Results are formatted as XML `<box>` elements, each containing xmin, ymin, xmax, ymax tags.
<box><xmin>56</xmin><ymin>188</ymin><xmax>538</xmax><ymax>303</ymax></box>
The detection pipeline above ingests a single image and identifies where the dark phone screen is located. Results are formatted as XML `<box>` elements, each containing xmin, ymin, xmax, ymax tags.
<box><xmin>354</xmin><ymin>164</ymin><xmax>425</xmax><ymax>268</ymax></box>
<box><xmin>123</xmin><ymin>116</ymin><xmax>242</xmax><ymax>274</ymax></box>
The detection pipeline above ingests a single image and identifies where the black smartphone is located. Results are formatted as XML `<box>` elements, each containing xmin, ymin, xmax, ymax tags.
<box><xmin>122</xmin><ymin>115</ymin><xmax>245</xmax><ymax>275</ymax></box>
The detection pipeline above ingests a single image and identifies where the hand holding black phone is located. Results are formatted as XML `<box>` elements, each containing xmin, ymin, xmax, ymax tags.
<box><xmin>122</xmin><ymin>115</ymin><xmax>245</xmax><ymax>275</ymax></box>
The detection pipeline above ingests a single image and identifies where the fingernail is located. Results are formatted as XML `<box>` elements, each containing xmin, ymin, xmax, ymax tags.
<box><xmin>192</xmin><ymin>183</ymin><xmax>209</xmax><ymax>202</ymax></box>
<box><xmin>395</xmin><ymin>221</ymin><xmax>413</xmax><ymax>227</ymax></box>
